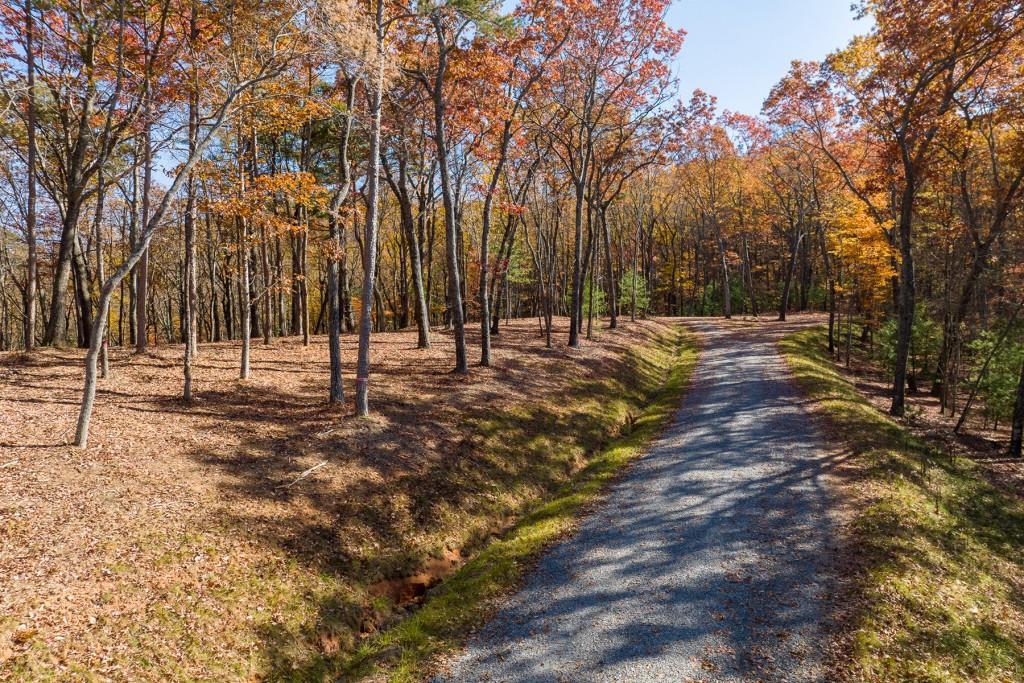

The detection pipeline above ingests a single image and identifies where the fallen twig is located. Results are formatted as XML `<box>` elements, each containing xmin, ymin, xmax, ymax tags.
<box><xmin>276</xmin><ymin>461</ymin><xmax>328</xmax><ymax>490</ymax></box>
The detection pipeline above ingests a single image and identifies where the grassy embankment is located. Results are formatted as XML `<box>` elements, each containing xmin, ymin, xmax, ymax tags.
<box><xmin>334</xmin><ymin>325</ymin><xmax>700</xmax><ymax>682</ymax></box>
<box><xmin>781</xmin><ymin>327</ymin><xmax>1024</xmax><ymax>682</ymax></box>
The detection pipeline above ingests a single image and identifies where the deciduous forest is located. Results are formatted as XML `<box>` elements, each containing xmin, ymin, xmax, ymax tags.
<box><xmin>2</xmin><ymin>0</ymin><xmax>1023</xmax><ymax>448</ymax></box>
<box><xmin>2</xmin><ymin>0</ymin><xmax>1024</xmax><ymax>681</ymax></box>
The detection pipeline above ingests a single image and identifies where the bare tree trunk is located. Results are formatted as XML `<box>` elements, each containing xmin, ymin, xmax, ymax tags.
<box><xmin>238</xmin><ymin>123</ymin><xmax>251</xmax><ymax>379</ymax></box>
<box><xmin>631</xmin><ymin>226</ymin><xmax>639</xmax><ymax>322</ymax></box>
<box><xmin>356</xmin><ymin>1</ymin><xmax>385</xmax><ymax>415</ymax></box>
<box><xmin>405</xmin><ymin>210</ymin><xmax>430</xmax><ymax>349</ymax></box>
<box><xmin>260</xmin><ymin>229</ymin><xmax>272</xmax><ymax>345</ymax></box>
<box><xmin>1010</xmin><ymin>358</ymin><xmax>1024</xmax><ymax>459</ymax></box>
<box><xmin>300</xmin><ymin>225</ymin><xmax>309</xmax><ymax>346</ymax></box>
<box><xmin>891</xmin><ymin>194</ymin><xmax>916</xmax><ymax>417</ymax></box>
<box><xmin>569</xmin><ymin>178</ymin><xmax>586</xmax><ymax>346</ymax></box>
<box><xmin>818</xmin><ymin>226</ymin><xmax>835</xmax><ymax>353</ymax></box>
<box><xmin>384</xmin><ymin>157</ymin><xmax>430</xmax><ymax>348</ymax></box>
<box><xmin>71</xmin><ymin>222</ymin><xmax>93</xmax><ymax>347</ymax></box>
<box><xmin>717</xmin><ymin>232</ymin><xmax>731</xmax><ymax>320</ymax></box>
<box><xmin>44</xmin><ymin>205</ymin><xmax>83</xmax><ymax>346</ymax></box>
<box><xmin>602</xmin><ymin>206</ymin><xmax>617</xmax><ymax>329</ymax></box>
<box><xmin>239</xmin><ymin>216</ymin><xmax>251</xmax><ymax>379</ymax></box>
<box><xmin>93</xmin><ymin>173</ymin><xmax>109</xmax><ymax>378</ymax></box>
<box><xmin>183</xmin><ymin>33</ymin><xmax>199</xmax><ymax>400</ymax></box>
<box><xmin>291</xmin><ymin>232</ymin><xmax>302</xmax><ymax>336</ymax></box>
<box><xmin>23</xmin><ymin>0</ymin><xmax>37</xmax><ymax>351</ymax></box>
<box><xmin>478</xmin><ymin>118</ymin><xmax>515</xmax><ymax>365</ymax></box>
<box><xmin>184</xmin><ymin>198</ymin><xmax>197</xmax><ymax>399</ymax></box>
<box><xmin>429</xmin><ymin>15</ymin><xmax>467</xmax><ymax>373</ymax></box>
<box><xmin>742</xmin><ymin>232</ymin><xmax>758</xmax><ymax>317</ymax></box>
<box><xmin>136</xmin><ymin>123</ymin><xmax>152</xmax><ymax>353</ymax></box>
<box><xmin>327</xmin><ymin>76</ymin><xmax>355</xmax><ymax>404</ymax></box>
<box><xmin>128</xmin><ymin>169</ymin><xmax>139</xmax><ymax>345</ymax></box>
<box><xmin>779</xmin><ymin>228</ymin><xmax>803</xmax><ymax>322</ymax></box>
<box><xmin>586</xmin><ymin>233</ymin><xmax>596</xmax><ymax>339</ymax></box>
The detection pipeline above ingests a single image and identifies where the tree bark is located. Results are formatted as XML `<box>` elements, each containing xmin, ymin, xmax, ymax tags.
<box><xmin>1010</xmin><ymin>358</ymin><xmax>1024</xmax><ymax>459</ymax></box>
<box><xmin>569</xmin><ymin>177</ymin><xmax>586</xmax><ymax>346</ymax></box>
<box><xmin>356</xmin><ymin>0</ymin><xmax>386</xmax><ymax>415</ymax></box>
<box><xmin>23</xmin><ymin>0</ymin><xmax>37</xmax><ymax>351</ymax></box>
<box><xmin>93</xmin><ymin>172</ymin><xmax>108</xmax><ymax>378</ymax></box>
<box><xmin>429</xmin><ymin>14</ymin><xmax>467</xmax><ymax>373</ymax></box>
<box><xmin>239</xmin><ymin>217</ymin><xmax>251</xmax><ymax>379</ymax></box>
<box><xmin>890</xmin><ymin>187</ymin><xmax>916</xmax><ymax>417</ymax></box>
<box><xmin>327</xmin><ymin>76</ymin><xmax>356</xmax><ymax>404</ymax></box>
<box><xmin>71</xmin><ymin>226</ymin><xmax>93</xmax><ymax>347</ymax></box>
<box><xmin>779</xmin><ymin>228</ymin><xmax>804</xmax><ymax>322</ymax></box>
<box><xmin>383</xmin><ymin>153</ymin><xmax>430</xmax><ymax>348</ymax></box>
<box><xmin>136</xmin><ymin>123</ymin><xmax>152</xmax><ymax>353</ymax></box>
<box><xmin>183</xmin><ymin>26</ymin><xmax>199</xmax><ymax>400</ymax></box>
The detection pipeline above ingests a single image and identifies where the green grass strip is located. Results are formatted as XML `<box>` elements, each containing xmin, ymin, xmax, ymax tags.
<box><xmin>780</xmin><ymin>327</ymin><xmax>1024</xmax><ymax>683</ymax></box>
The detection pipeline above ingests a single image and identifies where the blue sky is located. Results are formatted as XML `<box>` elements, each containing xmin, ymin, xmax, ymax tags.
<box><xmin>666</xmin><ymin>0</ymin><xmax>870</xmax><ymax>116</ymax></box>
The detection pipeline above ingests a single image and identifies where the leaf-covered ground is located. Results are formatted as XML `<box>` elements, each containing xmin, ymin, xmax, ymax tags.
<box><xmin>781</xmin><ymin>327</ymin><xmax>1024</xmax><ymax>683</ymax></box>
<box><xmin>1</xmin><ymin>318</ymin><xmax>689</xmax><ymax>681</ymax></box>
<box><xmin>823</xmin><ymin>328</ymin><xmax>1024</xmax><ymax>497</ymax></box>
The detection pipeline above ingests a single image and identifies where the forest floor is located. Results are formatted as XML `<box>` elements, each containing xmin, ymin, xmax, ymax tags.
<box><xmin>832</xmin><ymin>338</ymin><xmax>1024</xmax><ymax>497</ymax></box>
<box><xmin>0</xmin><ymin>316</ymin><xmax>692</xmax><ymax>681</ymax></box>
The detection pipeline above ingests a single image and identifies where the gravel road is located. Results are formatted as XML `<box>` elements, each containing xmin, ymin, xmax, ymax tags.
<box><xmin>436</xmin><ymin>319</ymin><xmax>838</xmax><ymax>682</ymax></box>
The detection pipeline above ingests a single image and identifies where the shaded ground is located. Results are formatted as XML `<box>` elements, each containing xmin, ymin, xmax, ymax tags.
<box><xmin>0</xmin><ymin>317</ymin><xmax>681</xmax><ymax>680</ymax></box>
<box><xmin>832</xmin><ymin>337</ymin><xmax>1024</xmax><ymax>497</ymax></box>
<box><xmin>436</xmin><ymin>315</ymin><xmax>839</xmax><ymax>683</ymax></box>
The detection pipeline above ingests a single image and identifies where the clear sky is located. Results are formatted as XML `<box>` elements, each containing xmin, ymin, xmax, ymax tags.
<box><xmin>666</xmin><ymin>0</ymin><xmax>870</xmax><ymax>116</ymax></box>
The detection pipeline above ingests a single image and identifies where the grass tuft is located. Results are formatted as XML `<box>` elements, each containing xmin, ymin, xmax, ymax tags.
<box><xmin>780</xmin><ymin>327</ymin><xmax>1024</xmax><ymax>683</ymax></box>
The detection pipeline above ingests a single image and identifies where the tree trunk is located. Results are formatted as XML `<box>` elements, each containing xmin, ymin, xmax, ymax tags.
<box><xmin>71</xmin><ymin>227</ymin><xmax>93</xmax><ymax>347</ymax></box>
<box><xmin>742</xmin><ymin>232</ymin><xmax>758</xmax><ymax>317</ymax></box>
<box><xmin>290</xmin><ymin>226</ymin><xmax>302</xmax><ymax>336</ymax></box>
<box><xmin>136</xmin><ymin>124</ymin><xmax>152</xmax><ymax>353</ymax></box>
<box><xmin>778</xmin><ymin>228</ymin><xmax>803</xmax><ymax>322</ymax></box>
<box><xmin>384</xmin><ymin>155</ymin><xmax>430</xmax><ymax>349</ymax></box>
<box><xmin>93</xmin><ymin>173</ymin><xmax>108</xmax><ymax>378</ymax></box>
<box><xmin>356</xmin><ymin>1</ymin><xmax>385</xmax><ymax>415</ymax></box>
<box><xmin>478</xmin><ymin>120</ymin><xmax>515</xmax><ymax>365</ymax></box>
<box><xmin>891</xmin><ymin>193</ymin><xmax>915</xmax><ymax>417</ymax></box>
<box><xmin>300</xmin><ymin>226</ymin><xmax>309</xmax><ymax>346</ymax></box>
<box><xmin>708</xmin><ymin>215</ymin><xmax>730</xmax><ymax>320</ymax></box>
<box><xmin>430</xmin><ymin>17</ymin><xmax>467</xmax><ymax>373</ymax></box>
<box><xmin>238</xmin><ymin>125</ymin><xmax>251</xmax><ymax>379</ymax></box>
<box><xmin>1010</xmin><ymin>358</ymin><xmax>1024</xmax><ymax>459</ymax></box>
<box><xmin>239</xmin><ymin>215</ymin><xmax>251</xmax><ymax>379</ymax></box>
<box><xmin>43</xmin><ymin>203</ymin><xmax>83</xmax><ymax>346</ymax></box>
<box><xmin>569</xmin><ymin>177</ymin><xmax>586</xmax><ymax>346</ymax></box>
<box><xmin>601</xmin><ymin>206</ymin><xmax>616</xmax><ymax>329</ymax></box>
<box><xmin>327</xmin><ymin>77</ymin><xmax>355</xmax><ymax>404</ymax></box>
<box><xmin>183</xmin><ymin>42</ymin><xmax>199</xmax><ymax>401</ymax></box>
<box><xmin>23</xmin><ymin>0</ymin><xmax>37</xmax><ymax>351</ymax></box>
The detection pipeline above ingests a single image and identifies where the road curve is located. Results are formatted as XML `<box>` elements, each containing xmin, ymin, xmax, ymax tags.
<box><xmin>435</xmin><ymin>319</ymin><xmax>838</xmax><ymax>683</ymax></box>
